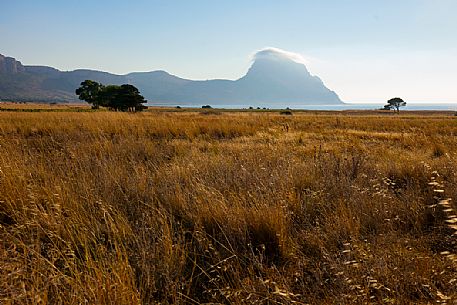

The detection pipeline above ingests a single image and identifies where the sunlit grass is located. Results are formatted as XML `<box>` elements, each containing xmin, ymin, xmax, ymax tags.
<box><xmin>0</xmin><ymin>110</ymin><xmax>456</xmax><ymax>303</ymax></box>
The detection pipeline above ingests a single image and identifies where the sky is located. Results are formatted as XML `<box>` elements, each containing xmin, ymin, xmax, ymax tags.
<box><xmin>1</xmin><ymin>0</ymin><xmax>456</xmax><ymax>103</ymax></box>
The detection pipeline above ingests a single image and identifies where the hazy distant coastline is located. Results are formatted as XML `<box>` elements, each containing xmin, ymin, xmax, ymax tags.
<box><xmin>148</xmin><ymin>102</ymin><xmax>457</xmax><ymax>111</ymax></box>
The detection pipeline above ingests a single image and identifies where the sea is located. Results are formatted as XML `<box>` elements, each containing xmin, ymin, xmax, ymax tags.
<box><xmin>148</xmin><ymin>102</ymin><xmax>457</xmax><ymax>111</ymax></box>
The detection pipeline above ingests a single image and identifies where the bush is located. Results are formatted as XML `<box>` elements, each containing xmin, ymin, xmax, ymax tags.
<box><xmin>280</xmin><ymin>110</ymin><xmax>293</xmax><ymax>115</ymax></box>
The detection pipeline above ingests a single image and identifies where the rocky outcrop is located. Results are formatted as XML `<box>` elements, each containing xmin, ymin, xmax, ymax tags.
<box><xmin>0</xmin><ymin>54</ymin><xmax>25</xmax><ymax>74</ymax></box>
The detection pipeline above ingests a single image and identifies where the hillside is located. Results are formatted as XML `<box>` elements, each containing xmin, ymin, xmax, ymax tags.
<box><xmin>0</xmin><ymin>50</ymin><xmax>342</xmax><ymax>106</ymax></box>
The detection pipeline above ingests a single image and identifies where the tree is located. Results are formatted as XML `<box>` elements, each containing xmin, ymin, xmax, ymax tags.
<box><xmin>384</xmin><ymin>97</ymin><xmax>406</xmax><ymax>113</ymax></box>
<box><xmin>75</xmin><ymin>80</ymin><xmax>103</xmax><ymax>109</ymax></box>
<box><xmin>116</xmin><ymin>84</ymin><xmax>147</xmax><ymax>112</ymax></box>
<box><xmin>98</xmin><ymin>85</ymin><xmax>121</xmax><ymax>109</ymax></box>
<box><xmin>75</xmin><ymin>81</ymin><xmax>147</xmax><ymax>112</ymax></box>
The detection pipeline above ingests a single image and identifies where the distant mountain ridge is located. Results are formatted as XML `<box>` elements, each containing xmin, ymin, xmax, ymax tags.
<box><xmin>0</xmin><ymin>50</ymin><xmax>342</xmax><ymax>106</ymax></box>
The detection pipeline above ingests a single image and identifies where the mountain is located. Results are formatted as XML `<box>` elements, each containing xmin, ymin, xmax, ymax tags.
<box><xmin>0</xmin><ymin>49</ymin><xmax>342</xmax><ymax>106</ymax></box>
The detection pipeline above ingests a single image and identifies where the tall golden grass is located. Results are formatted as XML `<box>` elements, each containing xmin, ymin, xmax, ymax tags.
<box><xmin>0</xmin><ymin>110</ymin><xmax>456</xmax><ymax>304</ymax></box>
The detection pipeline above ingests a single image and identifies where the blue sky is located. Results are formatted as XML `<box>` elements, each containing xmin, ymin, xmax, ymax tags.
<box><xmin>1</xmin><ymin>0</ymin><xmax>456</xmax><ymax>102</ymax></box>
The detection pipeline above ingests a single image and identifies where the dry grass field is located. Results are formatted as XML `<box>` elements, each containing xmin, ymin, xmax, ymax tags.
<box><xmin>0</xmin><ymin>107</ymin><xmax>456</xmax><ymax>304</ymax></box>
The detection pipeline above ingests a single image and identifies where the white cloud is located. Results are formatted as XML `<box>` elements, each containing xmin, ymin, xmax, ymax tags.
<box><xmin>252</xmin><ymin>47</ymin><xmax>310</xmax><ymax>65</ymax></box>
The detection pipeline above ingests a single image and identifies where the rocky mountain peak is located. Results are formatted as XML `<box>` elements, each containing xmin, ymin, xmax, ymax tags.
<box><xmin>0</xmin><ymin>54</ymin><xmax>25</xmax><ymax>74</ymax></box>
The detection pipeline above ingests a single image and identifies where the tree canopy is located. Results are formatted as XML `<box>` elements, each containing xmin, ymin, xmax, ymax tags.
<box><xmin>75</xmin><ymin>80</ymin><xmax>147</xmax><ymax>111</ymax></box>
<box><xmin>75</xmin><ymin>80</ymin><xmax>103</xmax><ymax>109</ymax></box>
<box><xmin>384</xmin><ymin>97</ymin><xmax>406</xmax><ymax>113</ymax></box>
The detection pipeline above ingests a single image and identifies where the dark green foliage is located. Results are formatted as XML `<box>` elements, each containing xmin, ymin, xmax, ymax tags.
<box><xmin>116</xmin><ymin>84</ymin><xmax>146</xmax><ymax>112</ymax></box>
<box><xmin>75</xmin><ymin>80</ymin><xmax>146</xmax><ymax>111</ymax></box>
<box><xmin>98</xmin><ymin>85</ymin><xmax>120</xmax><ymax>108</ymax></box>
<box><xmin>384</xmin><ymin>97</ymin><xmax>406</xmax><ymax>113</ymax></box>
<box><xmin>75</xmin><ymin>80</ymin><xmax>103</xmax><ymax>108</ymax></box>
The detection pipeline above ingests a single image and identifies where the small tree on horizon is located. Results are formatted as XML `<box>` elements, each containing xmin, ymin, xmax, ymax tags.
<box><xmin>384</xmin><ymin>97</ymin><xmax>406</xmax><ymax>113</ymax></box>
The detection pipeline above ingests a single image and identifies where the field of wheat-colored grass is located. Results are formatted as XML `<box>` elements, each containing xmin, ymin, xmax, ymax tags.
<box><xmin>0</xmin><ymin>109</ymin><xmax>456</xmax><ymax>304</ymax></box>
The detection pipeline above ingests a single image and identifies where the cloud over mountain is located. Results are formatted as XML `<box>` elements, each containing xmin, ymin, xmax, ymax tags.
<box><xmin>252</xmin><ymin>47</ymin><xmax>309</xmax><ymax>65</ymax></box>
